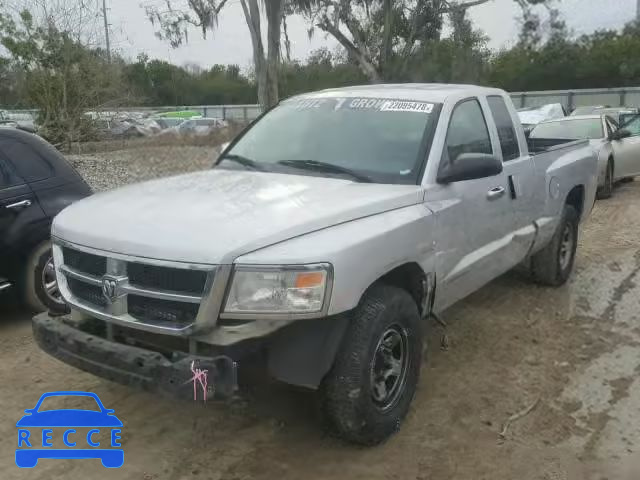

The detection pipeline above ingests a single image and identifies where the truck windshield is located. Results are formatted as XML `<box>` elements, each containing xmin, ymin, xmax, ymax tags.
<box><xmin>530</xmin><ymin>118</ymin><xmax>603</xmax><ymax>140</ymax></box>
<box><xmin>219</xmin><ymin>96</ymin><xmax>440</xmax><ymax>184</ymax></box>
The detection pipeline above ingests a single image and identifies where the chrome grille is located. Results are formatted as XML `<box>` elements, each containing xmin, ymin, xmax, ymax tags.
<box><xmin>127</xmin><ymin>263</ymin><xmax>207</xmax><ymax>295</ymax></box>
<box><xmin>67</xmin><ymin>277</ymin><xmax>107</xmax><ymax>307</ymax></box>
<box><xmin>55</xmin><ymin>244</ymin><xmax>214</xmax><ymax>334</ymax></box>
<box><xmin>128</xmin><ymin>295</ymin><xmax>200</xmax><ymax>327</ymax></box>
<box><xmin>63</xmin><ymin>247</ymin><xmax>106</xmax><ymax>276</ymax></box>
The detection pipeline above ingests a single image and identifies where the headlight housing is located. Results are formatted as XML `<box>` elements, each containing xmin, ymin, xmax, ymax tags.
<box><xmin>223</xmin><ymin>264</ymin><xmax>332</xmax><ymax>315</ymax></box>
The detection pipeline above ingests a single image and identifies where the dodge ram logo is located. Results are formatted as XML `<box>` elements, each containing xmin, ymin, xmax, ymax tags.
<box><xmin>101</xmin><ymin>276</ymin><xmax>120</xmax><ymax>303</ymax></box>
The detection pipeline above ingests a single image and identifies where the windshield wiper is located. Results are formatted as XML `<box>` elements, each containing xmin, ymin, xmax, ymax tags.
<box><xmin>219</xmin><ymin>154</ymin><xmax>264</xmax><ymax>171</ymax></box>
<box><xmin>277</xmin><ymin>160</ymin><xmax>372</xmax><ymax>183</ymax></box>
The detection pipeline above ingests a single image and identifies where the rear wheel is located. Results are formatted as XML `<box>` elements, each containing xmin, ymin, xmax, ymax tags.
<box><xmin>319</xmin><ymin>284</ymin><xmax>422</xmax><ymax>445</ymax></box>
<box><xmin>597</xmin><ymin>160</ymin><xmax>614</xmax><ymax>199</ymax></box>
<box><xmin>531</xmin><ymin>205</ymin><xmax>579</xmax><ymax>287</ymax></box>
<box><xmin>23</xmin><ymin>241</ymin><xmax>66</xmax><ymax>314</ymax></box>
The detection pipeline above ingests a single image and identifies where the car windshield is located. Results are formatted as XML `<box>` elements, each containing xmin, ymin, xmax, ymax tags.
<box><xmin>530</xmin><ymin>118</ymin><xmax>603</xmax><ymax>140</ymax></box>
<box><xmin>219</xmin><ymin>96</ymin><xmax>439</xmax><ymax>184</ymax></box>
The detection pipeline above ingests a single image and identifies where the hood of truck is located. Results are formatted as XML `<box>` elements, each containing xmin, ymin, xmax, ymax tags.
<box><xmin>52</xmin><ymin>169</ymin><xmax>423</xmax><ymax>264</ymax></box>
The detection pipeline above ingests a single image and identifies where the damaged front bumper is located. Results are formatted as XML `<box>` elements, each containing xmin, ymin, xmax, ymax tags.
<box><xmin>32</xmin><ymin>313</ymin><xmax>238</xmax><ymax>400</ymax></box>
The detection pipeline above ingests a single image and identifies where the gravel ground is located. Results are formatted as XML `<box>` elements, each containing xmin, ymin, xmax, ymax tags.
<box><xmin>67</xmin><ymin>145</ymin><xmax>217</xmax><ymax>191</ymax></box>
<box><xmin>1</xmin><ymin>153</ymin><xmax>640</xmax><ymax>479</ymax></box>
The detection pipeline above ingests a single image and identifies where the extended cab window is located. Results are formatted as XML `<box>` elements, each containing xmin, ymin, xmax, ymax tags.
<box><xmin>487</xmin><ymin>96</ymin><xmax>520</xmax><ymax>161</ymax></box>
<box><xmin>0</xmin><ymin>138</ymin><xmax>53</xmax><ymax>182</ymax></box>
<box><xmin>442</xmin><ymin>99</ymin><xmax>493</xmax><ymax>167</ymax></box>
<box><xmin>220</xmin><ymin>96</ymin><xmax>440</xmax><ymax>184</ymax></box>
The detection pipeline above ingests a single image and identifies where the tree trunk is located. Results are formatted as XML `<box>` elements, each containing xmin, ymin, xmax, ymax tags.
<box><xmin>317</xmin><ymin>17</ymin><xmax>381</xmax><ymax>83</ymax></box>
<box><xmin>240</xmin><ymin>0</ymin><xmax>268</xmax><ymax>107</ymax></box>
<box><xmin>264</xmin><ymin>0</ymin><xmax>284</xmax><ymax>108</ymax></box>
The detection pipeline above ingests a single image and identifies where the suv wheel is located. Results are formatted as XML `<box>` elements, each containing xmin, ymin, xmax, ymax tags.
<box><xmin>23</xmin><ymin>241</ymin><xmax>67</xmax><ymax>314</ymax></box>
<box><xmin>531</xmin><ymin>204</ymin><xmax>579</xmax><ymax>287</ymax></box>
<box><xmin>319</xmin><ymin>284</ymin><xmax>422</xmax><ymax>445</ymax></box>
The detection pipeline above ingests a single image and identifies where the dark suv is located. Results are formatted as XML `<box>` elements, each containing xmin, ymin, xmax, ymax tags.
<box><xmin>0</xmin><ymin>128</ymin><xmax>91</xmax><ymax>313</ymax></box>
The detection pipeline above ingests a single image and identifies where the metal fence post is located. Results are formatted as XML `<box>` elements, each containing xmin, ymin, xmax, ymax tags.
<box><xmin>243</xmin><ymin>107</ymin><xmax>248</xmax><ymax>123</ymax></box>
<box><xmin>620</xmin><ymin>89</ymin><xmax>627</xmax><ymax>107</ymax></box>
<box><xmin>520</xmin><ymin>93</ymin><xmax>526</xmax><ymax>108</ymax></box>
<box><xmin>567</xmin><ymin>91</ymin><xmax>574</xmax><ymax>112</ymax></box>
<box><xmin>222</xmin><ymin>106</ymin><xmax>227</xmax><ymax>121</ymax></box>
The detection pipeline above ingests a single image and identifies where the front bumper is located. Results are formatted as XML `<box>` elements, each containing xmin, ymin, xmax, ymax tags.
<box><xmin>32</xmin><ymin>313</ymin><xmax>238</xmax><ymax>400</ymax></box>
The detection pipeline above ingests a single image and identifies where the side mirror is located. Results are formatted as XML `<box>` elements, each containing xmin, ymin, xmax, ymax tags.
<box><xmin>437</xmin><ymin>153</ymin><xmax>503</xmax><ymax>184</ymax></box>
<box><xmin>610</xmin><ymin>129</ymin><xmax>631</xmax><ymax>141</ymax></box>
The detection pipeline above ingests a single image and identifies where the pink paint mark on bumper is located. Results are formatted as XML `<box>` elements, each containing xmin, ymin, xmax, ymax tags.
<box><xmin>188</xmin><ymin>360</ymin><xmax>209</xmax><ymax>401</ymax></box>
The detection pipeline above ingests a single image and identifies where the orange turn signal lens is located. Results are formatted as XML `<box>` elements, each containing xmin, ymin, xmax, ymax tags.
<box><xmin>294</xmin><ymin>271</ymin><xmax>325</xmax><ymax>289</ymax></box>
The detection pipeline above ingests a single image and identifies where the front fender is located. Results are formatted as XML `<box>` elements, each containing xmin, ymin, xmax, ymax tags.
<box><xmin>235</xmin><ymin>204</ymin><xmax>436</xmax><ymax>315</ymax></box>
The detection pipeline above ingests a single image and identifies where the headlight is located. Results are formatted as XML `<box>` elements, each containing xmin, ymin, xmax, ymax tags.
<box><xmin>223</xmin><ymin>264</ymin><xmax>332</xmax><ymax>314</ymax></box>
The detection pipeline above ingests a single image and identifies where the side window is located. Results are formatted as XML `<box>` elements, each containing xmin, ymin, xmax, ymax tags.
<box><xmin>487</xmin><ymin>96</ymin><xmax>520</xmax><ymax>161</ymax></box>
<box><xmin>0</xmin><ymin>157</ymin><xmax>24</xmax><ymax>189</ymax></box>
<box><xmin>443</xmin><ymin>99</ymin><xmax>493</xmax><ymax>167</ymax></box>
<box><xmin>0</xmin><ymin>138</ymin><xmax>53</xmax><ymax>183</ymax></box>
<box><xmin>623</xmin><ymin>115</ymin><xmax>640</xmax><ymax>136</ymax></box>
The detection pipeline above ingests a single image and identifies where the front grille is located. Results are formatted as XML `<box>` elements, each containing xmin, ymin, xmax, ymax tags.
<box><xmin>57</xmin><ymin>244</ymin><xmax>213</xmax><ymax>333</ymax></box>
<box><xmin>67</xmin><ymin>277</ymin><xmax>107</xmax><ymax>307</ymax></box>
<box><xmin>128</xmin><ymin>263</ymin><xmax>207</xmax><ymax>295</ymax></box>
<box><xmin>63</xmin><ymin>248</ymin><xmax>106</xmax><ymax>276</ymax></box>
<box><xmin>128</xmin><ymin>295</ymin><xmax>199</xmax><ymax>328</ymax></box>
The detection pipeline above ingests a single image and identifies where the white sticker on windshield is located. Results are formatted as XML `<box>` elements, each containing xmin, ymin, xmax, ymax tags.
<box><xmin>380</xmin><ymin>101</ymin><xmax>434</xmax><ymax>113</ymax></box>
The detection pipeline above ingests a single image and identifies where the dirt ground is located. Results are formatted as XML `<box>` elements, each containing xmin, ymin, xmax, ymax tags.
<box><xmin>2</xmin><ymin>181</ymin><xmax>640</xmax><ymax>479</ymax></box>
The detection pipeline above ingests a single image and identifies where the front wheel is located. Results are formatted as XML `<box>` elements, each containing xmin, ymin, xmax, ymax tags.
<box><xmin>531</xmin><ymin>205</ymin><xmax>579</xmax><ymax>287</ymax></box>
<box><xmin>23</xmin><ymin>241</ymin><xmax>67</xmax><ymax>314</ymax></box>
<box><xmin>319</xmin><ymin>284</ymin><xmax>422</xmax><ymax>445</ymax></box>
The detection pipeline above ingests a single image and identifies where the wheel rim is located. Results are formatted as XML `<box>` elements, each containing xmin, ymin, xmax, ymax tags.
<box><xmin>370</xmin><ymin>325</ymin><xmax>410</xmax><ymax>412</ymax></box>
<box><xmin>558</xmin><ymin>224</ymin><xmax>574</xmax><ymax>271</ymax></box>
<box><xmin>41</xmin><ymin>256</ymin><xmax>63</xmax><ymax>305</ymax></box>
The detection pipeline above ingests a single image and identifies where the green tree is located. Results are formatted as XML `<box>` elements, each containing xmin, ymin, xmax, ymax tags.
<box><xmin>146</xmin><ymin>0</ymin><xmax>314</xmax><ymax>108</ymax></box>
<box><xmin>0</xmin><ymin>7</ymin><xmax>123</xmax><ymax>145</ymax></box>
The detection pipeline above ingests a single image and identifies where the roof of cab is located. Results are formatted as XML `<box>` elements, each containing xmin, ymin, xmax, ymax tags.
<box><xmin>291</xmin><ymin>83</ymin><xmax>507</xmax><ymax>103</ymax></box>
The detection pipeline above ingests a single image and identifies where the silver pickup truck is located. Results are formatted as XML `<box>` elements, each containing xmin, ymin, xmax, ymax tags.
<box><xmin>33</xmin><ymin>84</ymin><xmax>597</xmax><ymax>445</ymax></box>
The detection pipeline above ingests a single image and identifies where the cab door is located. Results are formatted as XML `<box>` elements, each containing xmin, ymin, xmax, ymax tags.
<box><xmin>486</xmin><ymin>95</ymin><xmax>537</xmax><ymax>259</ymax></box>
<box><xmin>426</xmin><ymin>98</ymin><xmax>517</xmax><ymax>311</ymax></box>
<box><xmin>0</xmin><ymin>156</ymin><xmax>43</xmax><ymax>257</ymax></box>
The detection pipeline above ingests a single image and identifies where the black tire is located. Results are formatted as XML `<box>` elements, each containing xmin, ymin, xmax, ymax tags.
<box><xmin>319</xmin><ymin>284</ymin><xmax>422</xmax><ymax>445</ymax></box>
<box><xmin>531</xmin><ymin>205</ymin><xmax>579</xmax><ymax>287</ymax></box>
<box><xmin>620</xmin><ymin>177</ymin><xmax>635</xmax><ymax>183</ymax></box>
<box><xmin>23</xmin><ymin>241</ymin><xmax>67</xmax><ymax>314</ymax></box>
<box><xmin>596</xmin><ymin>160</ymin><xmax>614</xmax><ymax>199</ymax></box>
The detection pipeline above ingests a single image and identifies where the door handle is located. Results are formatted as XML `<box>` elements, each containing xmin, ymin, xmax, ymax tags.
<box><xmin>486</xmin><ymin>186</ymin><xmax>506</xmax><ymax>200</ymax></box>
<box><xmin>5</xmin><ymin>199</ymin><xmax>32</xmax><ymax>210</ymax></box>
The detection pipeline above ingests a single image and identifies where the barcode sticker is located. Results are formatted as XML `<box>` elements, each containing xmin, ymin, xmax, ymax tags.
<box><xmin>380</xmin><ymin>101</ymin><xmax>434</xmax><ymax>113</ymax></box>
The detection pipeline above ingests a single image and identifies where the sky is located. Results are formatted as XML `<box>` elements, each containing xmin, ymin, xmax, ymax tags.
<box><xmin>107</xmin><ymin>0</ymin><xmax>638</xmax><ymax>69</ymax></box>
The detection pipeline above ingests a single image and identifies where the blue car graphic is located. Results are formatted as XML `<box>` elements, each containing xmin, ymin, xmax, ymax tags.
<box><xmin>16</xmin><ymin>391</ymin><xmax>123</xmax><ymax>468</ymax></box>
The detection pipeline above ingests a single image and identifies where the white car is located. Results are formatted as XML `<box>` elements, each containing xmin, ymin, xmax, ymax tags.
<box><xmin>517</xmin><ymin>103</ymin><xmax>567</xmax><ymax>134</ymax></box>
<box><xmin>530</xmin><ymin>114</ymin><xmax>640</xmax><ymax>198</ymax></box>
